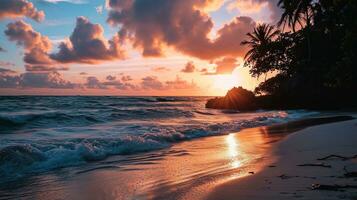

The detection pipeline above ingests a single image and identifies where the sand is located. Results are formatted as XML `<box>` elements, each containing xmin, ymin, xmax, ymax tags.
<box><xmin>206</xmin><ymin>119</ymin><xmax>357</xmax><ymax>200</ymax></box>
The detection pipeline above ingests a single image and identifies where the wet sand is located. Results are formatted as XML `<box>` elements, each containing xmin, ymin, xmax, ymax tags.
<box><xmin>0</xmin><ymin>116</ymin><xmax>354</xmax><ymax>200</ymax></box>
<box><xmin>206</xmin><ymin>118</ymin><xmax>357</xmax><ymax>200</ymax></box>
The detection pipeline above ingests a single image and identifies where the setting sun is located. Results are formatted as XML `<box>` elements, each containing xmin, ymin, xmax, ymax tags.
<box><xmin>213</xmin><ymin>74</ymin><xmax>240</xmax><ymax>92</ymax></box>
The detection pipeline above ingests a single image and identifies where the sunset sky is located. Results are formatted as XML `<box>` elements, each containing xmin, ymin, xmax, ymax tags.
<box><xmin>0</xmin><ymin>0</ymin><xmax>281</xmax><ymax>96</ymax></box>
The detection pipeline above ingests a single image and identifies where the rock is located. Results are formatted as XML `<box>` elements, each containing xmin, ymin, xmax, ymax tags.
<box><xmin>206</xmin><ymin>87</ymin><xmax>257</xmax><ymax>111</ymax></box>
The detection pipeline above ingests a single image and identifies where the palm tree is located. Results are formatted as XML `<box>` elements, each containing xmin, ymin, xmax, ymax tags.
<box><xmin>278</xmin><ymin>0</ymin><xmax>315</xmax><ymax>60</ymax></box>
<box><xmin>241</xmin><ymin>24</ymin><xmax>280</xmax><ymax>78</ymax></box>
<box><xmin>278</xmin><ymin>0</ymin><xmax>315</xmax><ymax>30</ymax></box>
<box><xmin>277</xmin><ymin>0</ymin><xmax>300</xmax><ymax>31</ymax></box>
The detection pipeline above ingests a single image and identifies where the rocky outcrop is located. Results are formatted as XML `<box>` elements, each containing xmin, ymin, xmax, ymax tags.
<box><xmin>206</xmin><ymin>87</ymin><xmax>257</xmax><ymax>111</ymax></box>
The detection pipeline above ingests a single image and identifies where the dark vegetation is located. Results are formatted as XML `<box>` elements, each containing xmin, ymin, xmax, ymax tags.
<box><xmin>207</xmin><ymin>0</ymin><xmax>357</xmax><ymax>110</ymax></box>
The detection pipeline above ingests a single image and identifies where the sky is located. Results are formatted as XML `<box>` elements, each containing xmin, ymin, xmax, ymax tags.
<box><xmin>0</xmin><ymin>0</ymin><xmax>281</xmax><ymax>96</ymax></box>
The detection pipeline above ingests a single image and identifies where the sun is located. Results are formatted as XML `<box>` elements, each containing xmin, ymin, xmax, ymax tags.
<box><xmin>213</xmin><ymin>74</ymin><xmax>239</xmax><ymax>92</ymax></box>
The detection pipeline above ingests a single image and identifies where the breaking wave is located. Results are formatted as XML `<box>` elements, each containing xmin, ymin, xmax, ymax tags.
<box><xmin>0</xmin><ymin>96</ymin><xmax>318</xmax><ymax>182</ymax></box>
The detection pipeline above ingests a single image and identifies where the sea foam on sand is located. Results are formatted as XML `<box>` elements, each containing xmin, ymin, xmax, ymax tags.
<box><xmin>207</xmin><ymin>119</ymin><xmax>357</xmax><ymax>200</ymax></box>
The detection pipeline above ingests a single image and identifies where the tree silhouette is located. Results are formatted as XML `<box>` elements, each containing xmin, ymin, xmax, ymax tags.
<box><xmin>241</xmin><ymin>24</ymin><xmax>280</xmax><ymax>77</ymax></box>
<box><xmin>207</xmin><ymin>0</ymin><xmax>357</xmax><ymax>110</ymax></box>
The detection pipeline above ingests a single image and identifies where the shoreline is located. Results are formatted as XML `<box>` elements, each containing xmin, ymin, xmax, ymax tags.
<box><xmin>206</xmin><ymin>118</ymin><xmax>357</xmax><ymax>200</ymax></box>
<box><xmin>0</xmin><ymin>115</ymin><xmax>354</xmax><ymax>200</ymax></box>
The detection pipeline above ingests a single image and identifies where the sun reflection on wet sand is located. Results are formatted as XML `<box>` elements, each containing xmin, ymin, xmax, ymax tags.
<box><xmin>1</xmin><ymin>117</ymin><xmax>348</xmax><ymax>199</ymax></box>
<box><xmin>3</xmin><ymin>125</ymin><xmax>286</xmax><ymax>200</ymax></box>
<box><xmin>226</xmin><ymin>133</ymin><xmax>242</xmax><ymax>168</ymax></box>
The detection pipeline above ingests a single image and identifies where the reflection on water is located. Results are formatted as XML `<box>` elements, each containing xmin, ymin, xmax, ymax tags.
<box><xmin>226</xmin><ymin>134</ymin><xmax>242</xmax><ymax>169</ymax></box>
<box><xmin>13</xmin><ymin>115</ymin><xmax>354</xmax><ymax>200</ymax></box>
<box><xmin>1</xmin><ymin>116</ymin><xmax>351</xmax><ymax>200</ymax></box>
<box><xmin>0</xmin><ymin>125</ymin><xmax>284</xmax><ymax>200</ymax></box>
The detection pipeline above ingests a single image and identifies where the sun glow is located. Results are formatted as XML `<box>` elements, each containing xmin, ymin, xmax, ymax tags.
<box><xmin>213</xmin><ymin>74</ymin><xmax>239</xmax><ymax>92</ymax></box>
<box><xmin>226</xmin><ymin>133</ymin><xmax>241</xmax><ymax>168</ymax></box>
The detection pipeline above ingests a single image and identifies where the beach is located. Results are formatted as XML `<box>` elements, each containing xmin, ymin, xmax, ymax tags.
<box><xmin>1</xmin><ymin>105</ymin><xmax>355</xmax><ymax>200</ymax></box>
<box><xmin>207</xmin><ymin>118</ymin><xmax>357</xmax><ymax>200</ymax></box>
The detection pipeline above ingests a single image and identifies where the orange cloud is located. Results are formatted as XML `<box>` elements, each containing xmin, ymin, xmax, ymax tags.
<box><xmin>0</xmin><ymin>0</ymin><xmax>45</xmax><ymax>22</ymax></box>
<box><xmin>25</xmin><ymin>65</ymin><xmax>69</xmax><ymax>72</ymax></box>
<box><xmin>227</xmin><ymin>0</ymin><xmax>282</xmax><ymax>22</ymax></box>
<box><xmin>181</xmin><ymin>62</ymin><xmax>196</xmax><ymax>73</ymax></box>
<box><xmin>213</xmin><ymin>57</ymin><xmax>238</xmax><ymax>74</ymax></box>
<box><xmin>140</xmin><ymin>75</ymin><xmax>198</xmax><ymax>90</ymax></box>
<box><xmin>5</xmin><ymin>20</ymin><xmax>55</xmax><ymax>71</ymax></box>
<box><xmin>5</xmin><ymin>17</ymin><xmax>128</xmax><ymax>72</ymax></box>
<box><xmin>5</xmin><ymin>20</ymin><xmax>51</xmax><ymax>51</ymax></box>
<box><xmin>165</xmin><ymin>76</ymin><xmax>198</xmax><ymax>89</ymax></box>
<box><xmin>121</xmin><ymin>75</ymin><xmax>133</xmax><ymax>82</ymax></box>
<box><xmin>152</xmin><ymin>66</ymin><xmax>170</xmax><ymax>72</ymax></box>
<box><xmin>227</xmin><ymin>0</ymin><xmax>267</xmax><ymax>14</ymax></box>
<box><xmin>107</xmin><ymin>0</ymin><xmax>256</xmax><ymax>60</ymax></box>
<box><xmin>141</xmin><ymin>76</ymin><xmax>164</xmax><ymax>89</ymax></box>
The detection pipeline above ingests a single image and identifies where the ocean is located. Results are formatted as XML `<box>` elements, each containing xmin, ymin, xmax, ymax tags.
<box><xmin>0</xmin><ymin>96</ymin><xmax>318</xmax><ymax>184</ymax></box>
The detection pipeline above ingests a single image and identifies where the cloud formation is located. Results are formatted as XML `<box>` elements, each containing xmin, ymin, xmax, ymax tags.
<box><xmin>50</xmin><ymin>16</ymin><xmax>126</xmax><ymax>64</ymax></box>
<box><xmin>165</xmin><ymin>76</ymin><xmax>197</xmax><ymax>89</ymax></box>
<box><xmin>19</xmin><ymin>72</ymin><xmax>76</xmax><ymax>88</ymax></box>
<box><xmin>0</xmin><ymin>68</ymin><xmax>17</xmax><ymax>75</ymax></box>
<box><xmin>106</xmin><ymin>75</ymin><xmax>116</xmax><ymax>81</ymax></box>
<box><xmin>0</xmin><ymin>70</ymin><xmax>76</xmax><ymax>89</ymax></box>
<box><xmin>181</xmin><ymin>62</ymin><xmax>195</xmax><ymax>73</ymax></box>
<box><xmin>5</xmin><ymin>20</ymin><xmax>51</xmax><ymax>51</ymax></box>
<box><xmin>5</xmin><ymin>20</ymin><xmax>55</xmax><ymax>70</ymax></box>
<box><xmin>85</xmin><ymin>75</ymin><xmax>136</xmax><ymax>90</ymax></box>
<box><xmin>211</xmin><ymin>17</ymin><xmax>255</xmax><ymax>58</ymax></box>
<box><xmin>227</xmin><ymin>0</ymin><xmax>281</xmax><ymax>22</ymax></box>
<box><xmin>141</xmin><ymin>76</ymin><xmax>163</xmax><ymax>90</ymax></box>
<box><xmin>0</xmin><ymin>68</ymin><xmax>20</xmax><ymax>88</ymax></box>
<box><xmin>0</xmin><ymin>0</ymin><xmax>45</xmax><ymax>22</ymax></box>
<box><xmin>0</xmin><ymin>68</ymin><xmax>198</xmax><ymax>91</ymax></box>
<box><xmin>104</xmin><ymin>80</ymin><xmax>136</xmax><ymax>90</ymax></box>
<box><xmin>201</xmin><ymin>57</ymin><xmax>238</xmax><ymax>75</ymax></box>
<box><xmin>0</xmin><ymin>61</ymin><xmax>16</xmax><ymax>68</ymax></box>
<box><xmin>85</xmin><ymin>76</ymin><xmax>107</xmax><ymax>89</ymax></box>
<box><xmin>25</xmin><ymin>65</ymin><xmax>69</xmax><ymax>72</ymax></box>
<box><xmin>213</xmin><ymin>57</ymin><xmax>237</xmax><ymax>74</ymax></box>
<box><xmin>152</xmin><ymin>66</ymin><xmax>170</xmax><ymax>72</ymax></box>
<box><xmin>121</xmin><ymin>75</ymin><xmax>132</xmax><ymax>82</ymax></box>
<box><xmin>5</xmin><ymin>17</ymin><xmax>126</xmax><ymax>72</ymax></box>
<box><xmin>141</xmin><ymin>75</ymin><xmax>198</xmax><ymax>90</ymax></box>
<box><xmin>107</xmin><ymin>0</ymin><xmax>255</xmax><ymax>60</ymax></box>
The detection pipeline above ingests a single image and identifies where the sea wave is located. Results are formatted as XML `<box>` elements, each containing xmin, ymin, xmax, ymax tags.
<box><xmin>0</xmin><ymin>112</ymin><xmax>309</xmax><ymax>182</ymax></box>
<box><xmin>0</xmin><ymin>112</ymin><xmax>102</xmax><ymax>131</ymax></box>
<box><xmin>0</xmin><ymin>96</ymin><xmax>319</xmax><ymax>183</ymax></box>
<box><xmin>0</xmin><ymin>109</ymin><xmax>196</xmax><ymax>131</ymax></box>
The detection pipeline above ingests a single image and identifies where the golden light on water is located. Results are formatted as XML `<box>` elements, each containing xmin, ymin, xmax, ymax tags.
<box><xmin>226</xmin><ymin>133</ymin><xmax>241</xmax><ymax>168</ymax></box>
